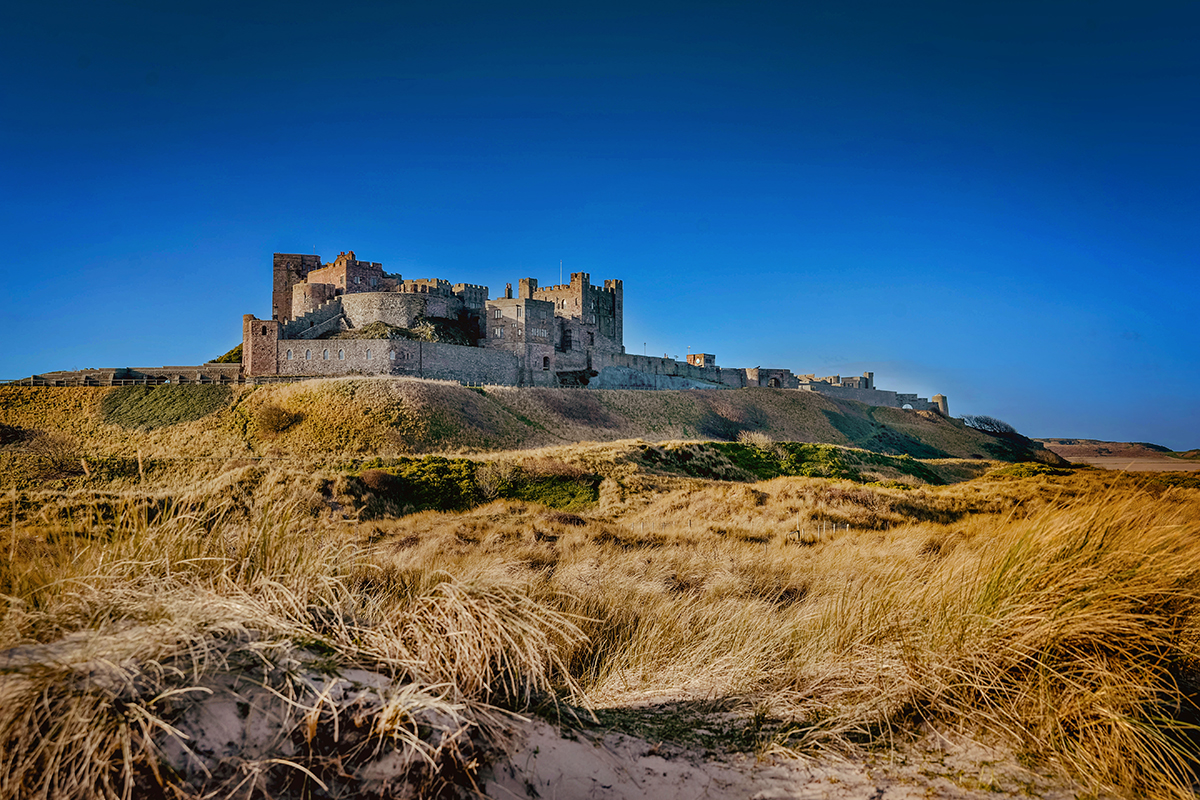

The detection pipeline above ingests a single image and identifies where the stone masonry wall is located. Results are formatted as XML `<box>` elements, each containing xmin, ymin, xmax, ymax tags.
<box><xmin>272</xmin><ymin>254</ymin><xmax>321</xmax><ymax>321</ymax></box>
<box><xmin>243</xmin><ymin>316</ymin><xmax>279</xmax><ymax>376</ymax></box>
<box><xmin>283</xmin><ymin>298</ymin><xmax>346</xmax><ymax>339</ymax></box>
<box><xmin>275</xmin><ymin>339</ymin><xmax>519</xmax><ymax>385</ymax></box>
<box><xmin>800</xmin><ymin>383</ymin><xmax>937</xmax><ymax>411</ymax></box>
<box><xmin>341</xmin><ymin>292</ymin><xmax>460</xmax><ymax>330</ymax></box>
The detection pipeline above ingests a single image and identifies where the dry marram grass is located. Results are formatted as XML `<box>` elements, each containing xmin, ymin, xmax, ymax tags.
<box><xmin>0</xmin><ymin>414</ymin><xmax>1197</xmax><ymax>797</ymax></box>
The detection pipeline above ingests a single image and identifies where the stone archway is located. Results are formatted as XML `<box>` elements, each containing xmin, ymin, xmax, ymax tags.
<box><xmin>767</xmin><ymin>377</ymin><xmax>781</xmax><ymax>388</ymax></box>
<box><xmin>902</xmin><ymin>403</ymin><xmax>913</xmax><ymax>410</ymax></box>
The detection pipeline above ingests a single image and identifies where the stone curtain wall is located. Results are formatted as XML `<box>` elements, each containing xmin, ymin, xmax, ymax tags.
<box><xmin>341</xmin><ymin>292</ymin><xmax>460</xmax><ymax>329</ymax></box>
<box><xmin>274</xmin><ymin>339</ymin><xmax>519</xmax><ymax>385</ymax></box>
<box><xmin>282</xmin><ymin>299</ymin><xmax>347</xmax><ymax>339</ymax></box>
<box><xmin>800</xmin><ymin>383</ymin><xmax>939</xmax><ymax>411</ymax></box>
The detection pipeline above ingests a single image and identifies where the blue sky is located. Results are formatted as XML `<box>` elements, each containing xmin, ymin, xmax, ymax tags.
<box><xmin>2</xmin><ymin>1</ymin><xmax>1197</xmax><ymax>447</ymax></box>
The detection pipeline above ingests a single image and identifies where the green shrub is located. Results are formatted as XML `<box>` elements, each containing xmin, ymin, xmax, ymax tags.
<box><xmin>101</xmin><ymin>385</ymin><xmax>234</xmax><ymax>430</ymax></box>
<box><xmin>990</xmin><ymin>462</ymin><xmax>1069</xmax><ymax>479</ymax></box>
<box><xmin>346</xmin><ymin>455</ymin><xmax>600</xmax><ymax>517</ymax></box>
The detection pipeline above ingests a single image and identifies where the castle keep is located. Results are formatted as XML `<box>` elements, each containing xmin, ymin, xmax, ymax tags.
<box><xmin>19</xmin><ymin>248</ymin><xmax>947</xmax><ymax>415</ymax></box>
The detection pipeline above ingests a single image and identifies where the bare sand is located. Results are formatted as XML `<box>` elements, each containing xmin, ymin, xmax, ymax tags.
<box><xmin>483</xmin><ymin>718</ymin><xmax>1090</xmax><ymax>800</ymax></box>
<box><xmin>1068</xmin><ymin>456</ymin><xmax>1200</xmax><ymax>472</ymax></box>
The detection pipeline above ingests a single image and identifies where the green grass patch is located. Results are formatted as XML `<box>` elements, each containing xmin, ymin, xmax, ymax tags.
<box><xmin>990</xmin><ymin>462</ymin><xmax>1071</xmax><ymax>479</ymax></box>
<box><xmin>640</xmin><ymin>441</ymin><xmax>861</xmax><ymax>482</ymax></box>
<box><xmin>100</xmin><ymin>385</ymin><xmax>234</xmax><ymax>430</ymax></box>
<box><xmin>494</xmin><ymin>474</ymin><xmax>600</xmax><ymax>511</ymax></box>
<box><xmin>345</xmin><ymin>455</ymin><xmax>600</xmax><ymax>517</ymax></box>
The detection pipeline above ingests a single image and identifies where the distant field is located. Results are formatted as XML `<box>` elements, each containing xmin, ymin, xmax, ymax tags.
<box><xmin>1039</xmin><ymin>437</ymin><xmax>1200</xmax><ymax>471</ymax></box>
<box><xmin>1066</xmin><ymin>455</ymin><xmax>1200</xmax><ymax>472</ymax></box>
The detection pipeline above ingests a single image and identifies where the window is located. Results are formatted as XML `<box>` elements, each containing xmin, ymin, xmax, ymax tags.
<box><xmin>389</xmin><ymin>351</ymin><xmax>395</xmax><ymax>361</ymax></box>
<box><xmin>370</xmin><ymin>277</ymin><xmax>376</xmax><ymax>287</ymax></box>
<box><xmin>366</xmin><ymin>349</ymin><xmax>371</xmax><ymax>360</ymax></box>
<box><xmin>516</xmin><ymin>307</ymin><xmax>522</xmax><ymax>318</ymax></box>
<box><xmin>338</xmin><ymin>349</ymin><xmax>344</xmax><ymax>360</ymax></box>
<box><xmin>493</xmin><ymin>308</ymin><xmax>502</xmax><ymax>319</ymax></box>
<box><xmin>323</xmin><ymin>349</ymin><xmax>329</xmax><ymax>360</ymax></box>
<box><xmin>306</xmin><ymin>350</ymin><xmax>311</xmax><ymax>360</ymax></box>
<box><xmin>562</xmin><ymin>328</ymin><xmax>572</xmax><ymax>350</ymax></box>
<box><xmin>355</xmin><ymin>276</ymin><xmax>360</xmax><ymax>284</ymax></box>
<box><xmin>261</xmin><ymin>326</ymin><xmax>267</xmax><ymax>335</ymax></box>
<box><xmin>588</xmin><ymin>332</ymin><xmax>594</xmax><ymax>346</ymax></box>
<box><xmin>543</xmin><ymin>356</ymin><xmax>550</xmax><ymax>370</ymax></box>
<box><xmin>287</xmin><ymin>350</ymin><xmax>293</xmax><ymax>360</ymax></box>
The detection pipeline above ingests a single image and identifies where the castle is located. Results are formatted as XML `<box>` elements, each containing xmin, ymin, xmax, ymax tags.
<box><xmin>18</xmin><ymin>249</ymin><xmax>948</xmax><ymax>415</ymax></box>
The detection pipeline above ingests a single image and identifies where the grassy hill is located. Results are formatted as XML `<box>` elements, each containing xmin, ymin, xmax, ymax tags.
<box><xmin>0</xmin><ymin>378</ymin><xmax>1062</xmax><ymax>463</ymax></box>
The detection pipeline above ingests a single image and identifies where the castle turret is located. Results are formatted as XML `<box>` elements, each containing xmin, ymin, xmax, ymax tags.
<box><xmin>272</xmin><ymin>253</ymin><xmax>322</xmax><ymax>321</ymax></box>
<box><xmin>603</xmin><ymin>278</ymin><xmax>623</xmax><ymax>349</ymax></box>
<box><xmin>242</xmin><ymin>315</ymin><xmax>280</xmax><ymax>376</ymax></box>
<box><xmin>932</xmin><ymin>394</ymin><xmax>949</xmax><ymax>416</ymax></box>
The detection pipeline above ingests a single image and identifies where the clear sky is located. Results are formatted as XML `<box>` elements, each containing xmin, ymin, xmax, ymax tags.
<box><xmin>2</xmin><ymin>1</ymin><xmax>1197</xmax><ymax>448</ymax></box>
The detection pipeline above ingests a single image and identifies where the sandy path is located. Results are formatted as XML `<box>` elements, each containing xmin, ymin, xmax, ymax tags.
<box><xmin>482</xmin><ymin>718</ymin><xmax>1087</xmax><ymax>799</ymax></box>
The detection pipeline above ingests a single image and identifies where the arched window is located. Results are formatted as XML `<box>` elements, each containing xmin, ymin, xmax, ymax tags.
<box><xmin>542</xmin><ymin>356</ymin><xmax>550</xmax><ymax>370</ymax></box>
<box><xmin>286</xmin><ymin>350</ymin><xmax>293</xmax><ymax>360</ymax></box>
<box><xmin>366</xmin><ymin>349</ymin><xmax>371</xmax><ymax>360</ymax></box>
<box><xmin>338</xmin><ymin>349</ymin><xmax>344</xmax><ymax>360</ymax></box>
<box><xmin>305</xmin><ymin>350</ymin><xmax>311</xmax><ymax>360</ymax></box>
<box><xmin>323</xmin><ymin>349</ymin><xmax>329</xmax><ymax>360</ymax></box>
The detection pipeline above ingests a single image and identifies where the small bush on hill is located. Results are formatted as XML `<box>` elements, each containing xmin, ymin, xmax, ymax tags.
<box><xmin>254</xmin><ymin>403</ymin><xmax>298</xmax><ymax>434</ymax></box>
<box><xmin>962</xmin><ymin>414</ymin><xmax>1017</xmax><ymax>434</ymax></box>
<box><xmin>736</xmin><ymin>430</ymin><xmax>773</xmax><ymax>448</ymax></box>
<box><xmin>100</xmin><ymin>385</ymin><xmax>234</xmax><ymax>430</ymax></box>
<box><xmin>24</xmin><ymin>431</ymin><xmax>85</xmax><ymax>480</ymax></box>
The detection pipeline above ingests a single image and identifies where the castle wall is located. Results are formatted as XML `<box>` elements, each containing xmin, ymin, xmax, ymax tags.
<box><xmin>283</xmin><ymin>298</ymin><xmax>347</xmax><ymax>339</ymax></box>
<box><xmin>799</xmin><ymin>383</ymin><xmax>939</xmax><ymax>411</ymax></box>
<box><xmin>274</xmin><ymin>339</ymin><xmax>519</xmax><ymax>385</ymax></box>
<box><xmin>292</xmin><ymin>283</ymin><xmax>337</xmax><ymax>317</ymax></box>
<box><xmin>341</xmin><ymin>292</ymin><xmax>462</xmax><ymax>329</ymax></box>
<box><xmin>591</xmin><ymin>366</ymin><xmax>727</xmax><ymax>390</ymax></box>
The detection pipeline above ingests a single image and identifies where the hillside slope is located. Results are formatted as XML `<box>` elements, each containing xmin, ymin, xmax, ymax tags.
<box><xmin>1</xmin><ymin>379</ymin><xmax>1062</xmax><ymax>467</ymax></box>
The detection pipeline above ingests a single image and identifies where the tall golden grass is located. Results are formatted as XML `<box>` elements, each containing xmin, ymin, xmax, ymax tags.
<box><xmin>1</xmin><ymin>445</ymin><xmax>1198</xmax><ymax>798</ymax></box>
